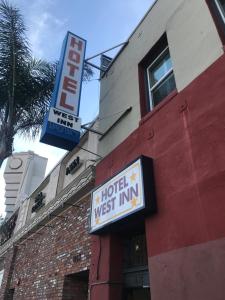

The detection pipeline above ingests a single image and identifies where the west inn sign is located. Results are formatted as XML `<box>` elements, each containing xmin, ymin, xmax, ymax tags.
<box><xmin>90</xmin><ymin>157</ymin><xmax>156</xmax><ymax>233</ymax></box>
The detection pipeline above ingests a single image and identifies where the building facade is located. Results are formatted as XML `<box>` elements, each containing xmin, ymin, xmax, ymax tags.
<box><xmin>3</xmin><ymin>152</ymin><xmax>47</xmax><ymax>219</ymax></box>
<box><xmin>0</xmin><ymin>121</ymin><xmax>99</xmax><ymax>299</ymax></box>
<box><xmin>89</xmin><ymin>1</ymin><xmax>225</xmax><ymax>300</ymax></box>
<box><xmin>1</xmin><ymin>0</ymin><xmax>225</xmax><ymax>299</ymax></box>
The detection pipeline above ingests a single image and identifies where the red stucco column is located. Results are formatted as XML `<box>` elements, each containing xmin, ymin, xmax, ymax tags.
<box><xmin>89</xmin><ymin>234</ymin><xmax>123</xmax><ymax>300</ymax></box>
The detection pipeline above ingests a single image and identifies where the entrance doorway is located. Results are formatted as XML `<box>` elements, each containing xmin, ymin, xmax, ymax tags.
<box><xmin>123</xmin><ymin>233</ymin><xmax>150</xmax><ymax>300</ymax></box>
<box><xmin>125</xmin><ymin>288</ymin><xmax>150</xmax><ymax>300</ymax></box>
<box><xmin>6</xmin><ymin>288</ymin><xmax>15</xmax><ymax>300</ymax></box>
<box><xmin>62</xmin><ymin>270</ymin><xmax>89</xmax><ymax>300</ymax></box>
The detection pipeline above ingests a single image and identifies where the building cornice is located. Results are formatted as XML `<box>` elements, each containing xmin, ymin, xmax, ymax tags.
<box><xmin>0</xmin><ymin>165</ymin><xmax>95</xmax><ymax>257</ymax></box>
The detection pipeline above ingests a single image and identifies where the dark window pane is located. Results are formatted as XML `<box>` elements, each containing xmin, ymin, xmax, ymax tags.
<box><xmin>149</xmin><ymin>50</ymin><xmax>172</xmax><ymax>86</ymax></box>
<box><xmin>220</xmin><ymin>0</ymin><xmax>225</xmax><ymax>8</ymax></box>
<box><xmin>123</xmin><ymin>234</ymin><xmax>148</xmax><ymax>269</ymax></box>
<box><xmin>152</xmin><ymin>73</ymin><xmax>176</xmax><ymax>106</ymax></box>
<box><xmin>218</xmin><ymin>0</ymin><xmax>225</xmax><ymax>15</ymax></box>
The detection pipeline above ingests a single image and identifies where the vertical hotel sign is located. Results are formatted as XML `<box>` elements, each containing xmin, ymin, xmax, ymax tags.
<box><xmin>40</xmin><ymin>32</ymin><xmax>86</xmax><ymax>150</ymax></box>
<box><xmin>90</xmin><ymin>157</ymin><xmax>155</xmax><ymax>233</ymax></box>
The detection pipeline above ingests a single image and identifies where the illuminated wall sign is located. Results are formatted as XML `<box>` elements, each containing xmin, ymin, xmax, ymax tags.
<box><xmin>90</xmin><ymin>156</ymin><xmax>156</xmax><ymax>233</ymax></box>
<box><xmin>40</xmin><ymin>32</ymin><xmax>86</xmax><ymax>150</ymax></box>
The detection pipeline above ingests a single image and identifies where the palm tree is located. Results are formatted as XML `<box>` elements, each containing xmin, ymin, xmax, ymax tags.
<box><xmin>0</xmin><ymin>0</ymin><xmax>93</xmax><ymax>167</ymax></box>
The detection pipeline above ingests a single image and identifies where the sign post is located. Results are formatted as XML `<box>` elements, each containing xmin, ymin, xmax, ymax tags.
<box><xmin>40</xmin><ymin>32</ymin><xmax>86</xmax><ymax>150</ymax></box>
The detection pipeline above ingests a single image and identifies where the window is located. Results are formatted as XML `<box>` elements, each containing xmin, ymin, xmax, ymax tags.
<box><xmin>66</xmin><ymin>156</ymin><xmax>80</xmax><ymax>175</ymax></box>
<box><xmin>146</xmin><ymin>46</ymin><xmax>176</xmax><ymax>109</ymax></box>
<box><xmin>215</xmin><ymin>0</ymin><xmax>225</xmax><ymax>22</ymax></box>
<box><xmin>138</xmin><ymin>33</ymin><xmax>176</xmax><ymax>116</ymax></box>
<box><xmin>31</xmin><ymin>192</ymin><xmax>45</xmax><ymax>213</ymax></box>
<box><xmin>0</xmin><ymin>269</ymin><xmax>4</xmax><ymax>287</ymax></box>
<box><xmin>206</xmin><ymin>0</ymin><xmax>225</xmax><ymax>44</ymax></box>
<box><xmin>123</xmin><ymin>233</ymin><xmax>148</xmax><ymax>269</ymax></box>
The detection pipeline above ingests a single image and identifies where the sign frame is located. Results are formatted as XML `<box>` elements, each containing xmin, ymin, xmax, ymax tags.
<box><xmin>51</xmin><ymin>31</ymin><xmax>86</xmax><ymax>115</ymax></box>
<box><xmin>40</xmin><ymin>31</ymin><xmax>86</xmax><ymax>150</ymax></box>
<box><xmin>90</xmin><ymin>155</ymin><xmax>156</xmax><ymax>234</ymax></box>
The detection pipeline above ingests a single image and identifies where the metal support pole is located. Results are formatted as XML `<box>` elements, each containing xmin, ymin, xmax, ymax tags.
<box><xmin>76</xmin><ymin>146</ymin><xmax>102</xmax><ymax>158</ymax></box>
<box><xmin>99</xmin><ymin>106</ymin><xmax>132</xmax><ymax>140</ymax></box>
<box><xmin>81</xmin><ymin>125</ymin><xmax>104</xmax><ymax>136</ymax></box>
<box><xmin>84</xmin><ymin>61</ymin><xmax>105</xmax><ymax>72</ymax></box>
<box><xmin>85</xmin><ymin>42</ymin><xmax>127</xmax><ymax>61</ymax></box>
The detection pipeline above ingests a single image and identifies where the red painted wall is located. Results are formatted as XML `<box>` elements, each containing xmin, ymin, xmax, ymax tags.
<box><xmin>90</xmin><ymin>53</ymin><xmax>225</xmax><ymax>299</ymax></box>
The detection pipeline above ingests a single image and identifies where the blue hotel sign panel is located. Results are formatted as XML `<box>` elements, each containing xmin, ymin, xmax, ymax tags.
<box><xmin>40</xmin><ymin>32</ymin><xmax>86</xmax><ymax>150</ymax></box>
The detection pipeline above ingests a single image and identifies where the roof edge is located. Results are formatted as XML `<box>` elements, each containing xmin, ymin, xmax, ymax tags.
<box><xmin>102</xmin><ymin>0</ymin><xmax>158</xmax><ymax>78</ymax></box>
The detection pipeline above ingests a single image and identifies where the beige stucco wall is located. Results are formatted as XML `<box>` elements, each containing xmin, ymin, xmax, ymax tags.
<box><xmin>43</xmin><ymin>164</ymin><xmax>61</xmax><ymax>205</ymax></box>
<box><xmin>3</xmin><ymin>152</ymin><xmax>47</xmax><ymax>219</ymax></box>
<box><xmin>14</xmin><ymin>121</ymin><xmax>99</xmax><ymax>228</ymax></box>
<box><xmin>62</xmin><ymin>138</ymin><xmax>89</xmax><ymax>189</ymax></box>
<box><xmin>167</xmin><ymin>0</ymin><xmax>223</xmax><ymax>91</ymax></box>
<box><xmin>14</xmin><ymin>199</ymin><xmax>30</xmax><ymax>232</ymax></box>
<box><xmin>98</xmin><ymin>0</ymin><xmax>223</xmax><ymax>158</ymax></box>
<box><xmin>62</xmin><ymin>122</ymin><xmax>99</xmax><ymax>189</ymax></box>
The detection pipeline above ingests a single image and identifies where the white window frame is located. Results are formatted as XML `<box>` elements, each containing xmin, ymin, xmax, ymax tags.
<box><xmin>0</xmin><ymin>269</ymin><xmax>4</xmax><ymax>287</ymax></box>
<box><xmin>215</xmin><ymin>0</ymin><xmax>225</xmax><ymax>23</ymax></box>
<box><xmin>146</xmin><ymin>46</ymin><xmax>174</xmax><ymax>110</ymax></box>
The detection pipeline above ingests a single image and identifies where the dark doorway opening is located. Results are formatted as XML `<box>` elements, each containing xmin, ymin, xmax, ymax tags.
<box><xmin>124</xmin><ymin>287</ymin><xmax>150</xmax><ymax>300</ymax></box>
<box><xmin>123</xmin><ymin>233</ymin><xmax>150</xmax><ymax>300</ymax></box>
<box><xmin>62</xmin><ymin>270</ymin><xmax>89</xmax><ymax>300</ymax></box>
<box><xmin>6</xmin><ymin>288</ymin><xmax>15</xmax><ymax>300</ymax></box>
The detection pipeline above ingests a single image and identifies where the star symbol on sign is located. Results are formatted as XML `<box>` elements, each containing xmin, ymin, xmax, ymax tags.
<box><xmin>95</xmin><ymin>196</ymin><xmax>100</xmax><ymax>204</ymax></box>
<box><xmin>131</xmin><ymin>198</ymin><xmax>137</xmax><ymax>208</ymax></box>
<box><xmin>130</xmin><ymin>173</ymin><xmax>137</xmax><ymax>182</ymax></box>
<box><xmin>95</xmin><ymin>218</ymin><xmax>100</xmax><ymax>224</ymax></box>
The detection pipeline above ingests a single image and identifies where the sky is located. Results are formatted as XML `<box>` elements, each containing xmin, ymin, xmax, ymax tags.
<box><xmin>0</xmin><ymin>0</ymin><xmax>154</xmax><ymax>216</ymax></box>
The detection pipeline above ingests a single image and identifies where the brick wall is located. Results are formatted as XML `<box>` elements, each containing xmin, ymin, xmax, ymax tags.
<box><xmin>0</xmin><ymin>246</ymin><xmax>17</xmax><ymax>300</ymax></box>
<box><xmin>0</xmin><ymin>195</ymin><xmax>91</xmax><ymax>300</ymax></box>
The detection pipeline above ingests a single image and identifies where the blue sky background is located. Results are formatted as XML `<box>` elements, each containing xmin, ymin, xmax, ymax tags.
<box><xmin>0</xmin><ymin>0</ymin><xmax>154</xmax><ymax>215</ymax></box>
